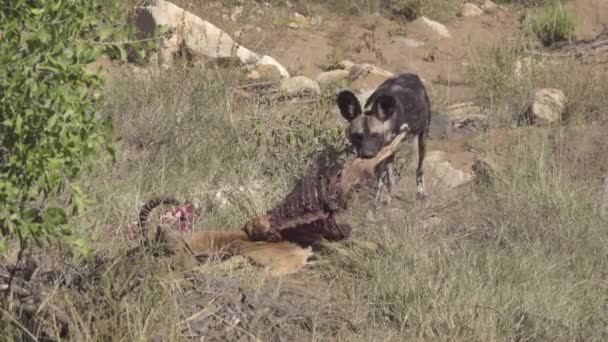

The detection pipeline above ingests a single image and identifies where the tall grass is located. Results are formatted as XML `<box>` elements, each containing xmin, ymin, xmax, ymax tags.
<box><xmin>321</xmin><ymin>125</ymin><xmax>608</xmax><ymax>340</ymax></box>
<box><xmin>466</xmin><ymin>40</ymin><xmax>608</xmax><ymax>126</ymax></box>
<box><xmin>528</xmin><ymin>1</ymin><xmax>575</xmax><ymax>46</ymax></box>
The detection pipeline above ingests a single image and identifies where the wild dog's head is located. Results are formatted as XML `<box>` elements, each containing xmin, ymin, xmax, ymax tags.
<box><xmin>337</xmin><ymin>90</ymin><xmax>399</xmax><ymax>159</ymax></box>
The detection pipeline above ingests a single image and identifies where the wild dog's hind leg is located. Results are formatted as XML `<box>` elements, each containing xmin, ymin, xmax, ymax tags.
<box><xmin>416</xmin><ymin>130</ymin><xmax>427</xmax><ymax>200</ymax></box>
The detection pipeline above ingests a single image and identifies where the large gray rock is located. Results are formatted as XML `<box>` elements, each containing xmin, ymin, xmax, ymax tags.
<box><xmin>131</xmin><ymin>0</ymin><xmax>289</xmax><ymax>78</ymax></box>
<box><xmin>280</xmin><ymin>76</ymin><xmax>320</xmax><ymax>97</ymax></box>
<box><xmin>522</xmin><ymin>88</ymin><xmax>566</xmax><ymax>125</ymax></box>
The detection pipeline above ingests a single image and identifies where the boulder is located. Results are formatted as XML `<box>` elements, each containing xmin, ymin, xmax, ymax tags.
<box><xmin>459</xmin><ymin>3</ymin><xmax>484</xmax><ymax>17</ymax></box>
<box><xmin>481</xmin><ymin>0</ymin><xmax>499</xmax><ymax>14</ymax></box>
<box><xmin>425</xmin><ymin>151</ymin><xmax>474</xmax><ymax>189</ymax></box>
<box><xmin>316</xmin><ymin>69</ymin><xmax>350</xmax><ymax>86</ymax></box>
<box><xmin>132</xmin><ymin>1</ymin><xmax>259</xmax><ymax>65</ymax></box>
<box><xmin>522</xmin><ymin>88</ymin><xmax>566</xmax><ymax>125</ymax></box>
<box><xmin>257</xmin><ymin>55</ymin><xmax>290</xmax><ymax>78</ymax></box>
<box><xmin>131</xmin><ymin>0</ymin><xmax>289</xmax><ymax>78</ymax></box>
<box><xmin>414</xmin><ymin>17</ymin><xmax>451</xmax><ymax>38</ymax></box>
<box><xmin>280</xmin><ymin>76</ymin><xmax>320</xmax><ymax>97</ymax></box>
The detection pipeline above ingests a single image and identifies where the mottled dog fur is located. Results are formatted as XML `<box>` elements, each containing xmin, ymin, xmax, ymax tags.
<box><xmin>337</xmin><ymin>73</ymin><xmax>431</xmax><ymax>201</ymax></box>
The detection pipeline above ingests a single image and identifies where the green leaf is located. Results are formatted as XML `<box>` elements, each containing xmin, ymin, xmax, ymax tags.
<box><xmin>43</xmin><ymin>207</ymin><xmax>68</xmax><ymax>226</ymax></box>
<box><xmin>118</xmin><ymin>46</ymin><xmax>127</xmax><ymax>62</ymax></box>
<box><xmin>154</xmin><ymin>25</ymin><xmax>171</xmax><ymax>36</ymax></box>
<box><xmin>99</xmin><ymin>27</ymin><xmax>115</xmax><ymax>41</ymax></box>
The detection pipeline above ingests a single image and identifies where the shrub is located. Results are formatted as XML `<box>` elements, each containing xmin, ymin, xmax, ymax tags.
<box><xmin>0</xmin><ymin>0</ymin><xmax>161</xmax><ymax>251</ymax></box>
<box><xmin>529</xmin><ymin>1</ymin><xmax>575</xmax><ymax>46</ymax></box>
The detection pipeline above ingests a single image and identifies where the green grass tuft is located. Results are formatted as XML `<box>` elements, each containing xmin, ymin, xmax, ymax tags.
<box><xmin>528</xmin><ymin>1</ymin><xmax>575</xmax><ymax>46</ymax></box>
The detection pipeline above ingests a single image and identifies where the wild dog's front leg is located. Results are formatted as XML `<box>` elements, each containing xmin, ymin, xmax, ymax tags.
<box><xmin>415</xmin><ymin>131</ymin><xmax>427</xmax><ymax>200</ymax></box>
<box><xmin>374</xmin><ymin>158</ymin><xmax>395</xmax><ymax>206</ymax></box>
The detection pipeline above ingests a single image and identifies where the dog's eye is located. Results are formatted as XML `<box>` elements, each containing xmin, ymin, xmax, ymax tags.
<box><xmin>351</xmin><ymin>133</ymin><xmax>363</xmax><ymax>143</ymax></box>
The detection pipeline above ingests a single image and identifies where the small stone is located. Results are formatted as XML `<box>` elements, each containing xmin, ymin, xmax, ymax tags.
<box><xmin>481</xmin><ymin>0</ymin><xmax>498</xmax><ymax>13</ymax></box>
<box><xmin>459</xmin><ymin>3</ymin><xmax>484</xmax><ymax>17</ymax></box>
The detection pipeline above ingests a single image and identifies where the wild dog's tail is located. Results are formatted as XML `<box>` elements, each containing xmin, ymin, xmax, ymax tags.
<box><xmin>138</xmin><ymin>195</ymin><xmax>181</xmax><ymax>229</ymax></box>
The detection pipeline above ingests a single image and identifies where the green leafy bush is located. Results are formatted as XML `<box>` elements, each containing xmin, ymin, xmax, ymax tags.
<box><xmin>0</xmin><ymin>1</ymin><xmax>160</xmax><ymax>250</ymax></box>
<box><xmin>529</xmin><ymin>1</ymin><xmax>575</xmax><ymax>46</ymax></box>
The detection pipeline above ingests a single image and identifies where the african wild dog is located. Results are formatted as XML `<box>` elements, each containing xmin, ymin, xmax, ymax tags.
<box><xmin>336</xmin><ymin>73</ymin><xmax>431</xmax><ymax>201</ymax></box>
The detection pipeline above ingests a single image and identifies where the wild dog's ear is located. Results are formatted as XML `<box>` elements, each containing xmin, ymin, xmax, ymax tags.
<box><xmin>337</xmin><ymin>90</ymin><xmax>362</xmax><ymax>121</ymax></box>
<box><xmin>376</xmin><ymin>94</ymin><xmax>396</xmax><ymax>121</ymax></box>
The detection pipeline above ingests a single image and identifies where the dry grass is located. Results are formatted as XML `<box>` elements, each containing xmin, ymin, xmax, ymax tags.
<box><xmin>466</xmin><ymin>36</ymin><xmax>608</xmax><ymax>127</ymax></box>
